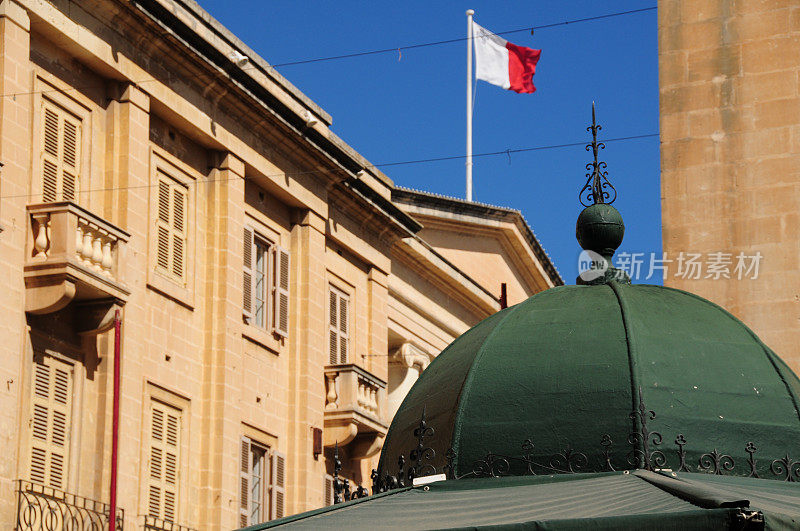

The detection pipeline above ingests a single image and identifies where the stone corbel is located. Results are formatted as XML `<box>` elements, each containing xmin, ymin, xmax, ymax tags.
<box><xmin>25</xmin><ymin>277</ymin><xmax>76</xmax><ymax>315</ymax></box>
<box><xmin>390</xmin><ymin>342</ymin><xmax>432</xmax><ymax>372</ymax></box>
<box><xmin>323</xmin><ymin>420</ymin><xmax>358</xmax><ymax>448</ymax></box>
<box><xmin>75</xmin><ymin>299</ymin><xmax>123</xmax><ymax>336</ymax></box>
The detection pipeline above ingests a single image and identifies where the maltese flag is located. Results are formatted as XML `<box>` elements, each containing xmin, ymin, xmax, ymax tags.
<box><xmin>472</xmin><ymin>21</ymin><xmax>541</xmax><ymax>94</ymax></box>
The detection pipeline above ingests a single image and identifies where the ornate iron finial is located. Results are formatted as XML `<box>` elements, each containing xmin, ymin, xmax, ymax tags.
<box><xmin>579</xmin><ymin>102</ymin><xmax>617</xmax><ymax>207</ymax></box>
<box><xmin>332</xmin><ymin>441</ymin><xmax>344</xmax><ymax>504</ymax></box>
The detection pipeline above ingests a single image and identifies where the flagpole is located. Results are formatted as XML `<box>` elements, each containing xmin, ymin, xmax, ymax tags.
<box><xmin>466</xmin><ymin>9</ymin><xmax>474</xmax><ymax>202</ymax></box>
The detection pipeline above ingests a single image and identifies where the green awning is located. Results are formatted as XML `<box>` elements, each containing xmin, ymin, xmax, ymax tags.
<box><xmin>243</xmin><ymin>471</ymin><xmax>800</xmax><ymax>530</ymax></box>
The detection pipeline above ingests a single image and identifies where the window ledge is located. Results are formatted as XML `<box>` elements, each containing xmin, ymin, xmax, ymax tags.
<box><xmin>242</xmin><ymin>321</ymin><xmax>282</xmax><ymax>354</ymax></box>
<box><xmin>146</xmin><ymin>272</ymin><xmax>194</xmax><ymax>310</ymax></box>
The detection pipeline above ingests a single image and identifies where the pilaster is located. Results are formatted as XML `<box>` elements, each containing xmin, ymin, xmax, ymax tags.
<box><xmin>199</xmin><ymin>152</ymin><xmax>245</xmax><ymax>529</ymax></box>
<box><xmin>0</xmin><ymin>2</ymin><xmax>31</xmax><ymax>527</ymax></box>
<box><xmin>288</xmin><ymin>209</ymin><xmax>327</xmax><ymax>513</ymax></box>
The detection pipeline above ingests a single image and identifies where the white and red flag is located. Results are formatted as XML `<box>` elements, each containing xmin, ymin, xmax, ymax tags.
<box><xmin>472</xmin><ymin>21</ymin><xmax>541</xmax><ymax>94</ymax></box>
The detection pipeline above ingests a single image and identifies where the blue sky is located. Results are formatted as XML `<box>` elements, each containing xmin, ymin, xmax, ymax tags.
<box><xmin>200</xmin><ymin>0</ymin><xmax>661</xmax><ymax>284</ymax></box>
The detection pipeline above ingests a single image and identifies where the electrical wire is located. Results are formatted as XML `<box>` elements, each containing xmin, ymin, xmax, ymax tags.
<box><xmin>0</xmin><ymin>133</ymin><xmax>658</xmax><ymax>200</ymax></box>
<box><xmin>0</xmin><ymin>5</ymin><xmax>656</xmax><ymax>100</ymax></box>
<box><xmin>271</xmin><ymin>7</ymin><xmax>656</xmax><ymax>67</ymax></box>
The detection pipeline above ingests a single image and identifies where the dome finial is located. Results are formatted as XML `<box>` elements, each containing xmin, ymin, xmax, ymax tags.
<box><xmin>579</xmin><ymin>102</ymin><xmax>617</xmax><ymax>207</ymax></box>
<box><xmin>576</xmin><ymin>103</ymin><xmax>627</xmax><ymax>285</ymax></box>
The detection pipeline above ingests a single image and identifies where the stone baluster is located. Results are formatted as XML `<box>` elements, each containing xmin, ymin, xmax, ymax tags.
<box><xmin>370</xmin><ymin>387</ymin><xmax>378</xmax><ymax>414</ymax></box>
<box><xmin>91</xmin><ymin>229</ymin><xmax>103</xmax><ymax>270</ymax></box>
<box><xmin>101</xmin><ymin>238</ymin><xmax>113</xmax><ymax>272</ymax></box>
<box><xmin>81</xmin><ymin>223</ymin><xmax>94</xmax><ymax>263</ymax></box>
<box><xmin>32</xmin><ymin>214</ymin><xmax>50</xmax><ymax>258</ymax></box>
<box><xmin>325</xmin><ymin>373</ymin><xmax>339</xmax><ymax>410</ymax></box>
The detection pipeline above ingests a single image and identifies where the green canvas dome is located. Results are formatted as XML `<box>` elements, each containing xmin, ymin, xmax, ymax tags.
<box><xmin>378</xmin><ymin>281</ymin><xmax>800</xmax><ymax>481</ymax></box>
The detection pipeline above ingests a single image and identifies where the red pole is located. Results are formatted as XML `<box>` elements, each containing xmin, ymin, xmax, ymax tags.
<box><xmin>499</xmin><ymin>283</ymin><xmax>508</xmax><ymax>309</ymax></box>
<box><xmin>109</xmin><ymin>310</ymin><xmax>121</xmax><ymax>530</ymax></box>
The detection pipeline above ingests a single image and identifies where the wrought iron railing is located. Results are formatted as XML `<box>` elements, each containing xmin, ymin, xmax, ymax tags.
<box><xmin>143</xmin><ymin>515</ymin><xmax>197</xmax><ymax>531</ymax></box>
<box><xmin>357</xmin><ymin>388</ymin><xmax>800</xmax><ymax>502</ymax></box>
<box><xmin>15</xmin><ymin>479</ymin><xmax>123</xmax><ymax>530</ymax></box>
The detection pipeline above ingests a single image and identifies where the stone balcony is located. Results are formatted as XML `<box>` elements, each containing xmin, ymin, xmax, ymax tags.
<box><xmin>25</xmin><ymin>203</ymin><xmax>130</xmax><ymax>327</ymax></box>
<box><xmin>324</xmin><ymin>364</ymin><xmax>388</xmax><ymax>458</ymax></box>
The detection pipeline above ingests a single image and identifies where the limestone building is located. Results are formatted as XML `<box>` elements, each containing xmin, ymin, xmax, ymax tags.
<box><xmin>0</xmin><ymin>0</ymin><xmax>560</xmax><ymax>529</ymax></box>
<box><xmin>659</xmin><ymin>1</ymin><xmax>800</xmax><ymax>367</ymax></box>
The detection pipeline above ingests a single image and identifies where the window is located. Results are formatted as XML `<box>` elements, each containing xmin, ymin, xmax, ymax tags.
<box><xmin>147</xmin><ymin>401</ymin><xmax>182</xmax><ymax>522</ymax></box>
<box><xmin>155</xmin><ymin>172</ymin><xmax>188</xmax><ymax>283</ymax></box>
<box><xmin>239</xmin><ymin>437</ymin><xmax>286</xmax><ymax>526</ymax></box>
<box><xmin>40</xmin><ymin>99</ymin><xmax>82</xmax><ymax>202</ymax></box>
<box><xmin>243</xmin><ymin>225</ymin><xmax>290</xmax><ymax>336</ymax></box>
<box><xmin>29</xmin><ymin>356</ymin><xmax>73</xmax><ymax>490</ymax></box>
<box><xmin>328</xmin><ymin>286</ymin><xmax>349</xmax><ymax>364</ymax></box>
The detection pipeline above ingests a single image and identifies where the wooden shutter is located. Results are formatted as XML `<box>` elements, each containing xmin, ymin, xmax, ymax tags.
<box><xmin>338</xmin><ymin>292</ymin><xmax>348</xmax><ymax>364</ymax></box>
<box><xmin>329</xmin><ymin>290</ymin><xmax>338</xmax><ymax>365</ymax></box>
<box><xmin>148</xmin><ymin>401</ymin><xmax>181</xmax><ymax>522</ymax></box>
<box><xmin>156</xmin><ymin>180</ymin><xmax>171</xmax><ymax>272</ymax></box>
<box><xmin>172</xmin><ymin>187</ymin><xmax>186</xmax><ymax>279</ymax></box>
<box><xmin>239</xmin><ymin>437</ymin><xmax>251</xmax><ymax>527</ymax></box>
<box><xmin>324</xmin><ymin>475</ymin><xmax>334</xmax><ymax>506</ymax></box>
<box><xmin>272</xmin><ymin>246</ymin><xmax>290</xmax><ymax>337</ymax></box>
<box><xmin>270</xmin><ymin>451</ymin><xmax>286</xmax><ymax>520</ymax></box>
<box><xmin>29</xmin><ymin>356</ymin><xmax>73</xmax><ymax>490</ymax></box>
<box><xmin>242</xmin><ymin>227</ymin><xmax>255</xmax><ymax>322</ymax></box>
<box><xmin>155</xmin><ymin>173</ymin><xmax>188</xmax><ymax>284</ymax></box>
<box><xmin>40</xmin><ymin>100</ymin><xmax>81</xmax><ymax>203</ymax></box>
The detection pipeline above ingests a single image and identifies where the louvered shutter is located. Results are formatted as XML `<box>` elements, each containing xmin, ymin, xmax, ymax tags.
<box><xmin>155</xmin><ymin>174</ymin><xmax>188</xmax><ymax>284</ymax></box>
<box><xmin>338</xmin><ymin>293</ymin><xmax>348</xmax><ymax>364</ymax></box>
<box><xmin>270</xmin><ymin>451</ymin><xmax>286</xmax><ymax>520</ymax></box>
<box><xmin>156</xmin><ymin>180</ymin><xmax>171</xmax><ymax>272</ymax></box>
<box><xmin>40</xmin><ymin>101</ymin><xmax>81</xmax><ymax>203</ymax></box>
<box><xmin>329</xmin><ymin>290</ymin><xmax>338</xmax><ymax>365</ymax></box>
<box><xmin>29</xmin><ymin>356</ymin><xmax>72</xmax><ymax>490</ymax></box>
<box><xmin>239</xmin><ymin>437</ymin><xmax>251</xmax><ymax>527</ymax></box>
<box><xmin>242</xmin><ymin>227</ymin><xmax>255</xmax><ymax>323</ymax></box>
<box><xmin>324</xmin><ymin>475</ymin><xmax>334</xmax><ymax>506</ymax></box>
<box><xmin>148</xmin><ymin>402</ymin><xmax>181</xmax><ymax>522</ymax></box>
<box><xmin>171</xmin><ymin>187</ymin><xmax>187</xmax><ymax>280</ymax></box>
<box><xmin>272</xmin><ymin>246</ymin><xmax>290</xmax><ymax>337</ymax></box>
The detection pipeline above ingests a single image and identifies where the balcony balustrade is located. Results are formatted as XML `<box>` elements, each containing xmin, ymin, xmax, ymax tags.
<box><xmin>15</xmin><ymin>479</ymin><xmax>123</xmax><ymax>531</ymax></box>
<box><xmin>324</xmin><ymin>364</ymin><xmax>388</xmax><ymax>457</ymax></box>
<box><xmin>25</xmin><ymin>202</ymin><xmax>129</xmax><ymax>322</ymax></box>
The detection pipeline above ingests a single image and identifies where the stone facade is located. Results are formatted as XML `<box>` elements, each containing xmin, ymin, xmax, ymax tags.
<box><xmin>0</xmin><ymin>1</ymin><xmax>560</xmax><ymax>530</ymax></box>
<box><xmin>659</xmin><ymin>0</ymin><xmax>800</xmax><ymax>367</ymax></box>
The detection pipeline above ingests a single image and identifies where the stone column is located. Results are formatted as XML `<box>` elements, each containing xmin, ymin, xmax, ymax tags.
<box><xmin>288</xmin><ymin>209</ymin><xmax>327</xmax><ymax>513</ymax></box>
<box><xmin>0</xmin><ymin>2</ymin><xmax>31</xmax><ymax>527</ymax></box>
<box><xmin>199</xmin><ymin>153</ymin><xmax>245</xmax><ymax>529</ymax></box>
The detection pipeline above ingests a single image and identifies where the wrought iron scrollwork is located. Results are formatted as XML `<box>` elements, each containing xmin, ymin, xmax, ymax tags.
<box><xmin>16</xmin><ymin>479</ymin><xmax>124</xmax><ymax>531</ymax></box>
<box><xmin>331</xmin><ymin>441</ymin><xmax>369</xmax><ymax>504</ymax></box>
<box><xmin>675</xmin><ymin>434</ymin><xmax>689</xmax><ymax>472</ymax></box>
<box><xmin>746</xmin><ymin>442</ymin><xmax>759</xmax><ymax>478</ymax></box>
<box><xmin>627</xmin><ymin>388</ymin><xmax>666</xmax><ymax>471</ymax></box>
<box><xmin>371</xmin><ymin>400</ymin><xmax>800</xmax><ymax>494</ymax></box>
<box><xmin>473</xmin><ymin>452</ymin><xmax>511</xmax><ymax>478</ymax></box>
<box><xmin>409</xmin><ymin>406</ymin><xmax>437</xmax><ymax>479</ymax></box>
<box><xmin>770</xmin><ymin>455</ymin><xmax>800</xmax><ymax>482</ymax></box>
<box><xmin>550</xmin><ymin>445</ymin><xmax>589</xmax><ymax>474</ymax></box>
<box><xmin>579</xmin><ymin>102</ymin><xmax>617</xmax><ymax>207</ymax></box>
<box><xmin>699</xmin><ymin>449</ymin><xmax>735</xmax><ymax>475</ymax></box>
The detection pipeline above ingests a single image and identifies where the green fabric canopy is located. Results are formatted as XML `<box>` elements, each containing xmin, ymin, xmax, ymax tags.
<box><xmin>245</xmin><ymin>471</ymin><xmax>800</xmax><ymax>530</ymax></box>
